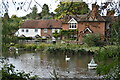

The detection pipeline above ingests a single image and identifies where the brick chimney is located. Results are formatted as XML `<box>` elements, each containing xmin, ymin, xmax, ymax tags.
<box><xmin>92</xmin><ymin>3</ymin><xmax>99</xmax><ymax>19</ymax></box>
<box><xmin>107</xmin><ymin>10</ymin><xmax>115</xmax><ymax>16</ymax></box>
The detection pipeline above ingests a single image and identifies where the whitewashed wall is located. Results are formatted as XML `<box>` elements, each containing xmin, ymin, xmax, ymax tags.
<box><xmin>15</xmin><ymin>28</ymin><xmax>41</xmax><ymax>37</ymax></box>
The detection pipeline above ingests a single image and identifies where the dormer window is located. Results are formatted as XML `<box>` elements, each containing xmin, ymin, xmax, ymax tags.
<box><xmin>70</xmin><ymin>23</ymin><xmax>76</xmax><ymax>29</ymax></box>
<box><xmin>68</xmin><ymin>18</ymin><xmax>77</xmax><ymax>29</ymax></box>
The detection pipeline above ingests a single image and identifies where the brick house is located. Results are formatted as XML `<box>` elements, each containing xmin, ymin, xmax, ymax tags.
<box><xmin>15</xmin><ymin>3</ymin><xmax>119</xmax><ymax>42</ymax></box>
<box><xmin>61</xmin><ymin>3</ymin><xmax>120</xmax><ymax>41</ymax></box>
<box><xmin>15</xmin><ymin>19</ymin><xmax>62</xmax><ymax>39</ymax></box>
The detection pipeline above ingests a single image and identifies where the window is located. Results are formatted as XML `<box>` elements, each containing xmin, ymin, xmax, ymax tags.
<box><xmin>26</xmin><ymin>29</ymin><xmax>29</xmax><ymax>32</ymax></box>
<box><xmin>21</xmin><ymin>29</ymin><xmax>24</xmax><ymax>32</ymax></box>
<box><xmin>44</xmin><ymin>29</ymin><xmax>47</xmax><ymax>33</ymax></box>
<box><xmin>70</xmin><ymin>23</ymin><xmax>76</xmax><ymax>29</ymax></box>
<box><xmin>35</xmin><ymin>29</ymin><xmax>38</xmax><ymax>32</ymax></box>
<box><xmin>52</xmin><ymin>29</ymin><xmax>55</xmax><ymax>33</ymax></box>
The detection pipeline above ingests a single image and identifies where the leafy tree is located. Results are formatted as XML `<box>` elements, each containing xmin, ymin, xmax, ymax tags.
<box><xmin>110</xmin><ymin>21</ymin><xmax>120</xmax><ymax>45</ymax></box>
<box><xmin>83</xmin><ymin>34</ymin><xmax>103</xmax><ymax>47</ymax></box>
<box><xmin>30</xmin><ymin>5</ymin><xmax>38</xmax><ymax>19</ymax></box>
<box><xmin>54</xmin><ymin>2</ymin><xmax>89</xmax><ymax>18</ymax></box>
<box><xmin>53</xmin><ymin>30</ymin><xmax>61</xmax><ymax>39</ymax></box>
<box><xmin>41</xmin><ymin>4</ymin><xmax>50</xmax><ymax>19</ymax></box>
<box><xmin>2</xmin><ymin>13</ymin><xmax>22</xmax><ymax>51</ymax></box>
<box><xmin>60</xmin><ymin>29</ymin><xmax>78</xmax><ymax>40</ymax></box>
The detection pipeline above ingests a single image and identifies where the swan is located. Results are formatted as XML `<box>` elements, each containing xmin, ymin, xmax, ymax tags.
<box><xmin>65</xmin><ymin>55</ymin><xmax>70</xmax><ymax>61</ymax></box>
<box><xmin>15</xmin><ymin>48</ymin><xmax>18</xmax><ymax>54</ymax></box>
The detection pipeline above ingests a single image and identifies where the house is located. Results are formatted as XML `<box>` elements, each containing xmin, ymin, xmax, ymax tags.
<box><xmin>15</xmin><ymin>19</ymin><xmax>62</xmax><ymax>39</ymax></box>
<box><xmin>61</xmin><ymin>3</ymin><xmax>120</xmax><ymax>41</ymax></box>
<box><xmin>15</xmin><ymin>3</ymin><xmax>119</xmax><ymax>42</ymax></box>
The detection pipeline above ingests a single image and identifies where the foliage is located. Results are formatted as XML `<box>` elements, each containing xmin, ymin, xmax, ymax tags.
<box><xmin>30</xmin><ymin>5</ymin><xmax>38</xmax><ymax>19</ymax></box>
<box><xmin>52</xmin><ymin>30</ymin><xmax>61</xmax><ymax>39</ymax></box>
<box><xmin>54</xmin><ymin>2</ymin><xmax>89</xmax><ymax>18</ymax></box>
<box><xmin>60</xmin><ymin>29</ymin><xmax>78</xmax><ymax>40</ymax></box>
<box><xmin>109</xmin><ymin>21</ymin><xmax>120</xmax><ymax>44</ymax></box>
<box><xmin>24</xmin><ymin>44</ymin><xmax>37</xmax><ymax>50</ymax></box>
<box><xmin>95</xmin><ymin>46</ymin><xmax>120</xmax><ymax>79</ymax></box>
<box><xmin>36</xmin><ymin>43</ymin><xmax>53</xmax><ymax>51</ymax></box>
<box><xmin>1</xmin><ymin>63</ymin><xmax>38</xmax><ymax>80</ymax></box>
<box><xmin>83</xmin><ymin>34</ymin><xmax>103</xmax><ymax>47</ymax></box>
<box><xmin>2</xmin><ymin>13</ymin><xmax>22</xmax><ymax>51</ymax></box>
<box><xmin>41</xmin><ymin>4</ymin><xmax>50</xmax><ymax>19</ymax></box>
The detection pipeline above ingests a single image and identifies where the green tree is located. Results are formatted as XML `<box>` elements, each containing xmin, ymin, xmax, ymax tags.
<box><xmin>110</xmin><ymin>21</ymin><xmax>120</xmax><ymax>45</ymax></box>
<box><xmin>83</xmin><ymin>34</ymin><xmax>103</xmax><ymax>47</ymax></box>
<box><xmin>41</xmin><ymin>4</ymin><xmax>50</xmax><ymax>19</ymax></box>
<box><xmin>54</xmin><ymin>2</ymin><xmax>89</xmax><ymax>18</ymax></box>
<box><xmin>2</xmin><ymin>13</ymin><xmax>22</xmax><ymax>51</ymax></box>
<box><xmin>30</xmin><ymin>5</ymin><xmax>38</xmax><ymax>19</ymax></box>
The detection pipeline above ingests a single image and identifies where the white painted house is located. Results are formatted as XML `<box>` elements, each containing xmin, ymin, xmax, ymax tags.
<box><xmin>15</xmin><ymin>20</ymin><xmax>62</xmax><ymax>38</ymax></box>
<box><xmin>15</xmin><ymin>28</ymin><xmax>41</xmax><ymax>37</ymax></box>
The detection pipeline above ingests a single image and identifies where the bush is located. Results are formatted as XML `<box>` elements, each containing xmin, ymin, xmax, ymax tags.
<box><xmin>1</xmin><ymin>63</ymin><xmax>38</xmax><ymax>80</ymax></box>
<box><xmin>15</xmin><ymin>44</ymin><xmax>25</xmax><ymax>48</ymax></box>
<box><xmin>83</xmin><ymin>34</ymin><xmax>104</xmax><ymax>47</ymax></box>
<box><xmin>18</xmin><ymin>37</ymin><xmax>33</xmax><ymax>40</ymax></box>
<box><xmin>36</xmin><ymin>43</ymin><xmax>53</xmax><ymax>51</ymax></box>
<box><xmin>24</xmin><ymin>44</ymin><xmax>37</xmax><ymax>50</ymax></box>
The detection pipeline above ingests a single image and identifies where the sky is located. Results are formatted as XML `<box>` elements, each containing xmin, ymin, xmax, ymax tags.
<box><xmin>0</xmin><ymin>0</ymin><xmax>119</xmax><ymax>17</ymax></box>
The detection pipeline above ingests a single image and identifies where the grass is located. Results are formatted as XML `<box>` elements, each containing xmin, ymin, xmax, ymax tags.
<box><xmin>13</xmin><ymin>42</ymin><xmax>118</xmax><ymax>54</ymax></box>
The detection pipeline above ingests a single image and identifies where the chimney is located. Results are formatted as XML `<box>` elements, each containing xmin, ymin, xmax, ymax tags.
<box><xmin>92</xmin><ymin>3</ymin><xmax>99</xmax><ymax>19</ymax></box>
<box><xmin>107</xmin><ymin>10</ymin><xmax>115</xmax><ymax>16</ymax></box>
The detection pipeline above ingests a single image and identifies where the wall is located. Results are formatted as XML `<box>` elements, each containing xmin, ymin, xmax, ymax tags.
<box><xmin>78</xmin><ymin>22</ymin><xmax>105</xmax><ymax>41</ymax></box>
<box><xmin>62</xmin><ymin>23</ymin><xmax>78</xmax><ymax>30</ymax></box>
<box><xmin>15</xmin><ymin>28</ymin><xmax>41</xmax><ymax>37</ymax></box>
<box><xmin>62</xmin><ymin>21</ymin><xmax>106</xmax><ymax>41</ymax></box>
<box><xmin>41</xmin><ymin>29</ymin><xmax>61</xmax><ymax>38</ymax></box>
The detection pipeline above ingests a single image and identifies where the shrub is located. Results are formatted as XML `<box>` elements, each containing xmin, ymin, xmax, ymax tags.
<box><xmin>1</xmin><ymin>63</ymin><xmax>38</xmax><ymax>80</ymax></box>
<box><xmin>24</xmin><ymin>44</ymin><xmax>37</xmax><ymax>50</ymax></box>
<box><xmin>36</xmin><ymin>43</ymin><xmax>53</xmax><ymax>51</ymax></box>
<box><xmin>15</xmin><ymin>44</ymin><xmax>25</xmax><ymax>48</ymax></box>
<box><xmin>83</xmin><ymin>34</ymin><xmax>104</xmax><ymax>47</ymax></box>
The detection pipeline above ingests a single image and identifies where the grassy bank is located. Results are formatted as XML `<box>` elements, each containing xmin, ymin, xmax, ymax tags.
<box><xmin>13</xmin><ymin>43</ymin><xmax>118</xmax><ymax>55</ymax></box>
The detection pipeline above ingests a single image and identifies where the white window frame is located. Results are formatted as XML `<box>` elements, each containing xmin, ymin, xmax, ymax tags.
<box><xmin>69</xmin><ymin>23</ymin><xmax>76</xmax><ymax>29</ymax></box>
<box><xmin>44</xmin><ymin>29</ymin><xmax>47</xmax><ymax>33</ymax></box>
<box><xmin>68</xmin><ymin>18</ymin><xmax>77</xmax><ymax>29</ymax></box>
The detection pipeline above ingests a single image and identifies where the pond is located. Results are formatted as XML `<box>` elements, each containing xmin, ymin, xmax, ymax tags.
<box><xmin>2</xmin><ymin>51</ymin><xmax>101</xmax><ymax>78</ymax></box>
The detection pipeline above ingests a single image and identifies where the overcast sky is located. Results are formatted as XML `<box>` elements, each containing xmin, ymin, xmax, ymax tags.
<box><xmin>0</xmin><ymin>0</ymin><xmax>119</xmax><ymax>17</ymax></box>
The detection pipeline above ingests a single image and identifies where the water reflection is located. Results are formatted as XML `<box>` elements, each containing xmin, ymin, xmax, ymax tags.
<box><xmin>3</xmin><ymin>51</ymin><xmax>98</xmax><ymax>78</ymax></box>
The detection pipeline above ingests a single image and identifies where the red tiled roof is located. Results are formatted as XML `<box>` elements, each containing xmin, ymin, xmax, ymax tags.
<box><xmin>20</xmin><ymin>19</ymin><xmax>62</xmax><ymax>29</ymax></box>
<box><xmin>61</xmin><ymin>13</ymin><xmax>106</xmax><ymax>23</ymax></box>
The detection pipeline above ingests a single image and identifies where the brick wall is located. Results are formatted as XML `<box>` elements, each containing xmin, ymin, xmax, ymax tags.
<box><xmin>41</xmin><ymin>29</ymin><xmax>52</xmax><ymax>38</ymax></box>
<box><xmin>62</xmin><ymin>21</ymin><xmax>106</xmax><ymax>41</ymax></box>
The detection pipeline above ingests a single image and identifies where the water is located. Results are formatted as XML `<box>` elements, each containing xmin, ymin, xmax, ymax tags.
<box><xmin>2</xmin><ymin>51</ymin><xmax>100</xmax><ymax>78</ymax></box>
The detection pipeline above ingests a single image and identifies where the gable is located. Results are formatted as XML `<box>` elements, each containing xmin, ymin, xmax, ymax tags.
<box><xmin>68</xmin><ymin>18</ymin><xmax>77</xmax><ymax>23</ymax></box>
<box><xmin>83</xmin><ymin>27</ymin><xmax>93</xmax><ymax>33</ymax></box>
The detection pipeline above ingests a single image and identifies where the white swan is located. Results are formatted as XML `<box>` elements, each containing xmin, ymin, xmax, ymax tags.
<box><xmin>65</xmin><ymin>55</ymin><xmax>70</xmax><ymax>61</ymax></box>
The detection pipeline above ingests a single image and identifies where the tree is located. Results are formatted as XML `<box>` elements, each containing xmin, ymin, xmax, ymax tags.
<box><xmin>30</xmin><ymin>5</ymin><xmax>38</xmax><ymax>19</ymax></box>
<box><xmin>54</xmin><ymin>2</ymin><xmax>89</xmax><ymax>18</ymax></box>
<box><xmin>2</xmin><ymin>13</ymin><xmax>22</xmax><ymax>51</ymax></box>
<box><xmin>41</xmin><ymin>4</ymin><xmax>50</xmax><ymax>18</ymax></box>
<box><xmin>83</xmin><ymin>34</ymin><xmax>103</xmax><ymax>47</ymax></box>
